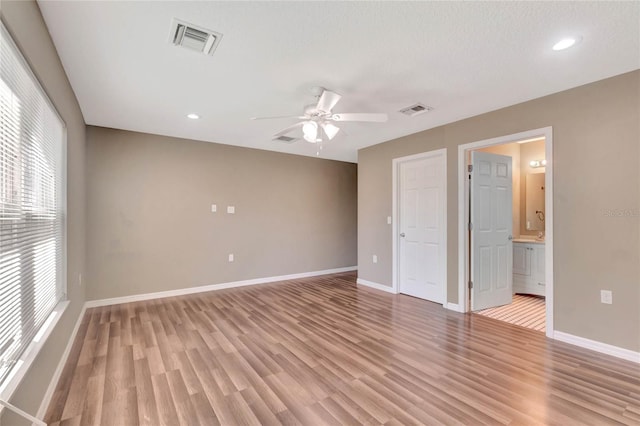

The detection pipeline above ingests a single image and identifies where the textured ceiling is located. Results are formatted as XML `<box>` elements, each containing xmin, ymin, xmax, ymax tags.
<box><xmin>38</xmin><ymin>1</ymin><xmax>640</xmax><ymax>162</ymax></box>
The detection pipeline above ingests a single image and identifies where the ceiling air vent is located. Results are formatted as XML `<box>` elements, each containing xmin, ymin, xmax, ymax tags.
<box><xmin>169</xmin><ymin>18</ymin><xmax>223</xmax><ymax>56</ymax></box>
<box><xmin>399</xmin><ymin>103</ymin><xmax>433</xmax><ymax>117</ymax></box>
<box><xmin>273</xmin><ymin>135</ymin><xmax>298</xmax><ymax>143</ymax></box>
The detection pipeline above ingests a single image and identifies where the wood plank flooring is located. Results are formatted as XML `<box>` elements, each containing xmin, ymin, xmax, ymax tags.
<box><xmin>475</xmin><ymin>294</ymin><xmax>546</xmax><ymax>332</ymax></box>
<box><xmin>45</xmin><ymin>272</ymin><xmax>640</xmax><ymax>425</ymax></box>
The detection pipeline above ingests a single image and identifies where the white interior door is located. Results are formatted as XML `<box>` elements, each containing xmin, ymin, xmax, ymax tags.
<box><xmin>399</xmin><ymin>152</ymin><xmax>445</xmax><ymax>303</ymax></box>
<box><xmin>471</xmin><ymin>151</ymin><xmax>513</xmax><ymax>311</ymax></box>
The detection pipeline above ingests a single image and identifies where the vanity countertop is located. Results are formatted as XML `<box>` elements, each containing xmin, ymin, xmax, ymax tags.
<box><xmin>513</xmin><ymin>237</ymin><xmax>545</xmax><ymax>244</ymax></box>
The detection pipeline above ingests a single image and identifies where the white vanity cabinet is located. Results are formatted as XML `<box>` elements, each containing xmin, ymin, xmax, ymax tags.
<box><xmin>513</xmin><ymin>241</ymin><xmax>545</xmax><ymax>296</ymax></box>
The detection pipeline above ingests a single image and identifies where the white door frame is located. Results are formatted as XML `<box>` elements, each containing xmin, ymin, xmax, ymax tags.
<box><xmin>457</xmin><ymin>127</ymin><xmax>554</xmax><ymax>337</ymax></box>
<box><xmin>392</xmin><ymin>148</ymin><xmax>447</xmax><ymax>302</ymax></box>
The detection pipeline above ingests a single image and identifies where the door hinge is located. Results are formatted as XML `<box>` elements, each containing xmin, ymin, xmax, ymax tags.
<box><xmin>468</xmin><ymin>164</ymin><xmax>473</xmax><ymax>172</ymax></box>
<box><xmin>468</xmin><ymin>222</ymin><xmax>473</xmax><ymax>231</ymax></box>
<box><xmin>468</xmin><ymin>280</ymin><xmax>473</xmax><ymax>289</ymax></box>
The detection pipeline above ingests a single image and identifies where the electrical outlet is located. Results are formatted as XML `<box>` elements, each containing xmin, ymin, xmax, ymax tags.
<box><xmin>387</xmin><ymin>216</ymin><xmax>392</xmax><ymax>225</ymax></box>
<box><xmin>78</xmin><ymin>273</ymin><xmax>82</xmax><ymax>287</ymax></box>
<box><xmin>227</xmin><ymin>206</ymin><xmax>235</xmax><ymax>214</ymax></box>
<box><xmin>600</xmin><ymin>290</ymin><xmax>612</xmax><ymax>304</ymax></box>
<box><xmin>372</xmin><ymin>255</ymin><xmax>378</xmax><ymax>264</ymax></box>
<box><xmin>211</xmin><ymin>204</ymin><xmax>217</xmax><ymax>213</ymax></box>
<box><xmin>228</xmin><ymin>253</ymin><xmax>234</xmax><ymax>262</ymax></box>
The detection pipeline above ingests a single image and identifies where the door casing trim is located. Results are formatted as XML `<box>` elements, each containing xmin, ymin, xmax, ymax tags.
<box><xmin>457</xmin><ymin>127</ymin><xmax>554</xmax><ymax>338</ymax></box>
<box><xmin>392</xmin><ymin>148</ymin><xmax>447</xmax><ymax>302</ymax></box>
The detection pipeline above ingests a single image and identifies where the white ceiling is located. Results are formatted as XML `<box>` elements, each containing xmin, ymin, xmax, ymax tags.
<box><xmin>38</xmin><ymin>1</ymin><xmax>639</xmax><ymax>163</ymax></box>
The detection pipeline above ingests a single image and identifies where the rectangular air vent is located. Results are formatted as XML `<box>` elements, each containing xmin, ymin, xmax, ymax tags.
<box><xmin>273</xmin><ymin>135</ymin><xmax>298</xmax><ymax>143</ymax></box>
<box><xmin>399</xmin><ymin>103</ymin><xmax>433</xmax><ymax>117</ymax></box>
<box><xmin>170</xmin><ymin>18</ymin><xmax>222</xmax><ymax>56</ymax></box>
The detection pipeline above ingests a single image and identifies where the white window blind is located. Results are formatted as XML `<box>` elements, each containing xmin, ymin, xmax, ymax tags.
<box><xmin>0</xmin><ymin>23</ymin><xmax>66</xmax><ymax>386</ymax></box>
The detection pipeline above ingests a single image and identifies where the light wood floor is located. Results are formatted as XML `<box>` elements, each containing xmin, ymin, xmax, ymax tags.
<box><xmin>45</xmin><ymin>272</ymin><xmax>640</xmax><ymax>425</ymax></box>
<box><xmin>475</xmin><ymin>294</ymin><xmax>546</xmax><ymax>332</ymax></box>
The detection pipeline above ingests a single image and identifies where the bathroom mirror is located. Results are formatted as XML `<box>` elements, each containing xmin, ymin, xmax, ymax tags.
<box><xmin>525</xmin><ymin>173</ymin><xmax>545</xmax><ymax>231</ymax></box>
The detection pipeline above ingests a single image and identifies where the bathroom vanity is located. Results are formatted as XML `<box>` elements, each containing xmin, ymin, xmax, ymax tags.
<box><xmin>513</xmin><ymin>239</ymin><xmax>545</xmax><ymax>296</ymax></box>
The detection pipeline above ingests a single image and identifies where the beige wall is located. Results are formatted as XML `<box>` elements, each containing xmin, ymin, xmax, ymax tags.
<box><xmin>86</xmin><ymin>127</ymin><xmax>357</xmax><ymax>300</ymax></box>
<box><xmin>0</xmin><ymin>1</ymin><xmax>87</xmax><ymax>424</ymax></box>
<box><xmin>358</xmin><ymin>70</ymin><xmax>640</xmax><ymax>352</ymax></box>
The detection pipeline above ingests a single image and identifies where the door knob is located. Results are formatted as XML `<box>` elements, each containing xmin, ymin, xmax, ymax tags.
<box><xmin>508</xmin><ymin>235</ymin><xmax>513</xmax><ymax>240</ymax></box>
<box><xmin>400</xmin><ymin>233</ymin><xmax>406</xmax><ymax>237</ymax></box>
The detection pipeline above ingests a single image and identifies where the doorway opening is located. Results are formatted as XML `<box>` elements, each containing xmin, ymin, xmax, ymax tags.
<box><xmin>457</xmin><ymin>128</ymin><xmax>553</xmax><ymax>337</ymax></box>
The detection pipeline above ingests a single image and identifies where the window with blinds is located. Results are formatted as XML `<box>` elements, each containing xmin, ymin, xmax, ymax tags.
<box><xmin>0</xmin><ymin>23</ymin><xmax>66</xmax><ymax>386</ymax></box>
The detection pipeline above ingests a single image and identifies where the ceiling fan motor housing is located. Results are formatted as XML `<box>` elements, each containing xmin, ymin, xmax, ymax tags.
<box><xmin>304</xmin><ymin>104</ymin><xmax>329</xmax><ymax>117</ymax></box>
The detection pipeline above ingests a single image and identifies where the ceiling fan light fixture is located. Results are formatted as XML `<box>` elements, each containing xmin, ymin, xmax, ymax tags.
<box><xmin>302</xmin><ymin>121</ymin><xmax>318</xmax><ymax>143</ymax></box>
<box><xmin>321</xmin><ymin>122</ymin><xmax>340</xmax><ymax>140</ymax></box>
<box><xmin>255</xmin><ymin>87</ymin><xmax>388</xmax><ymax>148</ymax></box>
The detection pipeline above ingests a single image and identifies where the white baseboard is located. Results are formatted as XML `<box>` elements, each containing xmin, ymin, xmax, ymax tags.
<box><xmin>85</xmin><ymin>266</ymin><xmax>358</xmax><ymax>308</ymax></box>
<box><xmin>553</xmin><ymin>331</ymin><xmax>640</xmax><ymax>363</ymax></box>
<box><xmin>445</xmin><ymin>302</ymin><xmax>465</xmax><ymax>313</ymax></box>
<box><xmin>36</xmin><ymin>303</ymin><xmax>87</xmax><ymax>420</ymax></box>
<box><xmin>356</xmin><ymin>278</ymin><xmax>396</xmax><ymax>294</ymax></box>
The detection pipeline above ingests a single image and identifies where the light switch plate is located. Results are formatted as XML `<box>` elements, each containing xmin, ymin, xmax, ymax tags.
<box><xmin>600</xmin><ymin>290</ymin><xmax>612</xmax><ymax>304</ymax></box>
<box><xmin>227</xmin><ymin>206</ymin><xmax>235</xmax><ymax>214</ymax></box>
<box><xmin>228</xmin><ymin>253</ymin><xmax>234</xmax><ymax>262</ymax></box>
<box><xmin>211</xmin><ymin>204</ymin><xmax>217</xmax><ymax>213</ymax></box>
<box><xmin>387</xmin><ymin>216</ymin><xmax>392</xmax><ymax>225</ymax></box>
<box><xmin>372</xmin><ymin>255</ymin><xmax>378</xmax><ymax>264</ymax></box>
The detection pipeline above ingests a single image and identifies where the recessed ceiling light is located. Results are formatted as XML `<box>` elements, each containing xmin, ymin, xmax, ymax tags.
<box><xmin>552</xmin><ymin>37</ymin><xmax>580</xmax><ymax>51</ymax></box>
<box><xmin>186</xmin><ymin>113</ymin><xmax>200</xmax><ymax>119</ymax></box>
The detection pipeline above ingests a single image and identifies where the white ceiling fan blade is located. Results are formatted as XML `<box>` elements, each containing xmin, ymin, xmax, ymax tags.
<box><xmin>316</xmin><ymin>90</ymin><xmax>342</xmax><ymax>113</ymax></box>
<box><xmin>330</xmin><ymin>113</ymin><xmax>388</xmax><ymax>122</ymax></box>
<box><xmin>251</xmin><ymin>115</ymin><xmax>305</xmax><ymax>120</ymax></box>
<box><xmin>273</xmin><ymin>122</ymin><xmax>304</xmax><ymax>137</ymax></box>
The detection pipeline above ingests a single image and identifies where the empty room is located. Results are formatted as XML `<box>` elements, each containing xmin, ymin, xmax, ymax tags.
<box><xmin>1</xmin><ymin>1</ymin><xmax>639</xmax><ymax>425</ymax></box>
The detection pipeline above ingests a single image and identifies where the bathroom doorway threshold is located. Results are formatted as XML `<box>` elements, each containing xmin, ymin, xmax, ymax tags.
<box><xmin>475</xmin><ymin>294</ymin><xmax>545</xmax><ymax>332</ymax></box>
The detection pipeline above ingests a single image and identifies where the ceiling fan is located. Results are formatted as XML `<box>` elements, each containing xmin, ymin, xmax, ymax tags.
<box><xmin>251</xmin><ymin>87</ymin><xmax>388</xmax><ymax>146</ymax></box>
